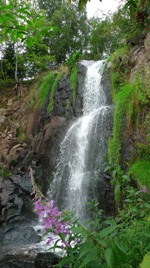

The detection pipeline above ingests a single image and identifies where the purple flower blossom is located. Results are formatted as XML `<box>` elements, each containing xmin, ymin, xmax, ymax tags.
<box><xmin>141</xmin><ymin>186</ymin><xmax>148</xmax><ymax>193</ymax></box>
<box><xmin>33</xmin><ymin>197</ymin><xmax>71</xmax><ymax>246</ymax></box>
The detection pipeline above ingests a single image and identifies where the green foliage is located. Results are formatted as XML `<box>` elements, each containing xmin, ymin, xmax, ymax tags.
<box><xmin>110</xmin><ymin>46</ymin><xmax>130</xmax><ymax>89</ymax></box>
<box><xmin>136</xmin><ymin>143</ymin><xmax>150</xmax><ymax>160</ymax></box>
<box><xmin>66</xmin><ymin>52</ymin><xmax>81</xmax><ymax>70</ymax></box>
<box><xmin>111</xmin><ymin>71</ymin><xmax>124</xmax><ymax>98</ymax></box>
<box><xmin>70</xmin><ymin>63</ymin><xmax>78</xmax><ymax>102</ymax></box>
<box><xmin>105</xmin><ymin>163</ymin><xmax>130</xmax><ymax>209</ymax></box>
<box><xmin>49</xmin><ymin>2</ymin><xmax>89</xmax><ymax>64</ymax></box>
<box><xmin>144</xmin><ymin>113</ymin><xmax>150</xmax><ymax>143</ymax></box>
<box><xmin>38</xmin><ymin>73</ymin><xmax>55</xmax><ymax>106</ymax></box>
<box><xmin>0</xmin><ymin>167</ymin><xmax>12</xmax><ymax>178</ymax></box>
<box><xmin>51</xmin><ymin>191</ymin><xmax>150</xmax><ymax>268</ymax></box>
<box><xmin>16</xmin><ymin>128</ymin><xmax>26</xmax><ymax>142</ymax></box>
<box><xmin>48</xmin><ymin>72</ymin><xmax>63</xmax><ymax>112</ymax></box>
<box><xmin>108</xmin><ymin>71</ymin><xmax>149</xmax><ymax>165</ymax></box>
<box><xmin>0</xmin><ymin>0</ymin><xmax>57</xmax><ymax>48</ymax></box>
<box><xmin>108</xmin><ymin>83</ymin><xmax>134</xmax><ymax>164</ymax></box>
<box><xmin>129</xmin><ymin>160</ymin><xmax>150</xmax><ymax>189</ymax></box>
<box><xmin>88</xmin><ymin>16</ymin><xmax>125</xmax><ymax>60</ymax></box>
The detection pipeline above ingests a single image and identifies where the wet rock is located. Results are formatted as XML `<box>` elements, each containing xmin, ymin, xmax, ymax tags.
<box><xmin>0</xmin><ymin>248</ymin><xmax>68</xmax><ymax>268</ymax></box>
<box><xmin>101</xmin><ymin>63</ymin><xmax>112</xmax><ymax>105</ymax></box>
<box><xmin>6</xmin><ymin>144</ymin><xmax>27</xmax><ymax>166</ymax></box>
<box><xmin>34</xmin><ymin>252</ymin><xmax>62</xmax><ymax>268</ymax></box>
<box><xmin>0</xmin><ymin>254</ymin><xmax>34</xmax><ymax>268</ymax></box>
<box><xmin>52</xmin><ymin>73</ymin><xmax>74</xmax><ymax>119</ymax></box>
<box><xmin>0</xmin><ymin>173</ymin><xmax>33</xmax><ymax>225</ymax></box>
<box><xmin>0</xmin><ymin>224</ymin><xmax>40</xmax><ymax>246</ymax></box>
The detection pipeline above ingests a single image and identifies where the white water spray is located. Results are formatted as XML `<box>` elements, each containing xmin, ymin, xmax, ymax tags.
<box><xmin>49</xmin><ymin>61</ymin><xmax>112</xmax><ymax>221</ymax></box>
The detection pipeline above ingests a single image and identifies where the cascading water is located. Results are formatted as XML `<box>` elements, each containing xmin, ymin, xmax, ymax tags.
<box><xmin>49</xmin><ymin>60</ymin><xmax>113</xmax><ymax>221</ymax></box>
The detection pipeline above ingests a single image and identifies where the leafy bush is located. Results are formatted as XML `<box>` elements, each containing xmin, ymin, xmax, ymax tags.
<box><xmin>32</xmin><ymin>176</ymin><xmax>150</xmax><ymax>268</ymax></box>
<box><xmin>66</xmin><ymin>52</ymin><xmax>81</xmax><ymax>70</ymax></box>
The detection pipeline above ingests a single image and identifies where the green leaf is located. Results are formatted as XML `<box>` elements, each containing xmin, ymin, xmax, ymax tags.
<box><xmin>4</xmin><ymin>13</ymin><xmax>16</xmax><ymax>21</ymax></box>
<box><xmin>105</xmin><ymin>248</ymin><xmax>114</xmax><ymax>268</ymax></box>
<box><xmin>18</xmin><ymin>8</ymin><xmax>30</xmax><ymax>16</ymax></box>
<box><xmin>0</xmin><ymin>5</ymin><xmax>13</xmax><ymax>11</ymax></box>
<box><xmin>79</xmin><ymin>249</ymin><xmax>96</xmax><ymax>268</ymax></box>
<box><xmin>71</xmin><ymin>226</ymin><xmax>82</xmax><ymax>234</ymax></box>
<box><xmin>26</xmin><ymin>37</ymin><xmax>33</xmax><ymax>48</ymax></box>
<box><xmin>18</xmin><ymin>15</ymin><xmax>27</xmax><ymax>21</ymax></box>
<box><xmin>10</xmin><ymin>30</ymin><xmax>17</xmax><ymax>41</ymax></box>
<box><xmin>78</xmin><ymin>241</ymin><xmax>94</xmax><ymax>260</ymax></box>
<box><xmin>99</xmin><ymin>225</ymin><xmax>117</xmax><ymax>239</ymax></box>
<box><xmin>140</xmin><ymin>253</ymin><xmax>150</xmax><ymax>268</ymax></box>
<box><xmin>113</xmin><ymin>238</ymin><xmax>127</xmax><ymax>263</ymax></box>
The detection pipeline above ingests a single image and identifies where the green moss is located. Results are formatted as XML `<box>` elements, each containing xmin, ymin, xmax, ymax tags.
<box><xmin>108</xmin><ymin>45</ymin><xmax>130</xmax><ymax>97</ymax></box>
<box><xmin>66</xmin><ymin>99</ymin><xmax>71</xmax><ymax>111</ymax></box>
<box><xmin>144</xmin><ymin>113</ymin><xmax>150</xmax><ymax>144</ymax></box>
<box><xmin>108</xmin><ymin>70</ymin><xmax>149</xmax><ymax>165</ymax></box>
<box><xmin>129</xmin><ymin>160</ymin><xmax>150</xmax><ymax>189</ymax></box>
<box><xmin>48</xmin><ymin>73</ymin><xmax>63</xmax><ymax>112</ymax></box>
<box><xmin>70</xmin><ymin>63</ymin><xmax>78</xmax><ymax>102</ymax></box>
<box><xmin>38</xmin><ymin>72</ymin><xmax>56</xmax><ymax>106</ymax></box>
<box><xmin>111</xmin><ymin>71</ymin><xmax>124</xmax><ymax>98</ymax></box>
<box><xmin>16</xmin><ymin>128</ymin><xmax>26</xmax><ymax>142</ymax></box>
<box><xmin>136</xmin><ymin>143</ymin><xmax>150</xmax><ymax>160</ymax></box>
<box><xmin>108</xmin><ymin>83</ymin><xmax>134</xmax><ymax>164</ymax></box>
<box><xmin>0</xmin><ymin>167</ymin><xmax>12</xmax><ymax>178</ymax></box>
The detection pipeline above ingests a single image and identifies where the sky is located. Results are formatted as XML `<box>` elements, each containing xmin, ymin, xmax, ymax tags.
<box><xmin>87</xmin><ymin>0</ymin><xmax>121</xmax><ymax>19</ymax></box>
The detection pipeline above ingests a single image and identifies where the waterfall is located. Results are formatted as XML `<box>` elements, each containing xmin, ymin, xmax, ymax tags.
<box><xmin>49</xmin><ymin>60</ymin><xmax>113</xmax><ymax>221</ymax></box>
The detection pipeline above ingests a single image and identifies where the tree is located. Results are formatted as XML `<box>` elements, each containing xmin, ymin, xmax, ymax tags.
<box><xmin>0</xmin><ymin>0</ymin><xmax>58</xmax><ymax>82</ymax></box>
<box><xmin>48</xmin><ymin>2</ymin><xmax>90</xmax><ymax>64</ymax></box>
<box><xmin>0</xmin><ymin>0</ymin><xmax>57</xmax><ymax>47</ymax></box>
<box><xmin>69</xmin><ymin>0</ymin><xmax>102</xmax><ymax>10</ymax></box>
<box><xmin>37</xmin><ymin>0</ymin><xmax>62</xmax><ymax>18</ymax></box>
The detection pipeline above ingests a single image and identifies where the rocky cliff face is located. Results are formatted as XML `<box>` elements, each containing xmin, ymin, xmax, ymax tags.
<box><xmin>0</xmin><ymin>63</ymin><xmax>85</xmax><ymax>265</ymax></box>
<box><xmin>121</xmin><ymin>33</ymin><xmax>150</xmax><ymax>166</ymax></box>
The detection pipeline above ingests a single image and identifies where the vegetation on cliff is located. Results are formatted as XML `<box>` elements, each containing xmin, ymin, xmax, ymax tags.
<box><xmin>0</xmin><ymin>0</ymin><xmax>150</xmax><ymax>267</ymax></box>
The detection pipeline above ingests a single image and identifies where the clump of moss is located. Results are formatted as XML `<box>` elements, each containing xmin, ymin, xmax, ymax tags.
<box><xmin>38</xmin><ymin>72</ymin><xmax>56</xmax><ymax>106</ymax></box>
<box><xmin>108</xmin><ymin>71</ymin><xmax>149</xmax><ymax>165</ymax></box>
<box><xmin>105</xmin><ymin>45</ymin><xmax>131</xmax><ymax>99</ymax></box>
<box><xmin>16</xmin><ymin>128</ymin><xmax>26</xmax><ymax>143</ymax></box>
<box><xmin>70</xmin><ymin>63</ymin><xmax>78</xmax><ymax>102</ymax></box>
<box><xmin>48</xmin><ymin>73</ymin><xmax>63</xmax><ymax>112</ymax></box>
<box><xmin>144</xmin><ymin>113</ymin><xmax>150</xmax><ymax>144</ymax></box>
<box><xmin>129</xmin><ymin>160</ymin><xmax>150</xmax><ymax>189</ymax></box>
<box><xmin>108</xmin><ymin>83</ymin><xmax>134</xmax><ymax>164</ymax></box>
<box><xmin>136</xmin><ymin>143</ymin><xmax>150</xmax><ymax>160</ymax></box>
<box><xmin>111</xmin><ymin>71</ymin><xmax>124</xmax><ymax>98</ymax></box>
<box><xmin>0</xmin><ymin>167</ymin><xmax>12</xmax><ymax>178</ymax></box>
